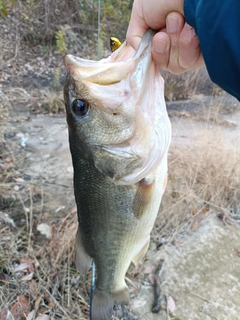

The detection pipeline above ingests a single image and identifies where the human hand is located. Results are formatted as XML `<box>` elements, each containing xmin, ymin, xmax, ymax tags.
<box><xmin>126</xmin><ymin>0</ymin><xmax>204</xmax><ymax>74</ymax></box>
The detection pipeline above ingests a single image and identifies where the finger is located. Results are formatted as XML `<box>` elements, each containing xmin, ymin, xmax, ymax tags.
<box><xmin>165</xmin><ymin>12</ymin><xmax>186</xmax><ymax>74</ymax></box>
<box><xmin>126</xmin><ymin>0</ymin><xmax>148</xmax><ymax>50</ymax></box>
<box><xmin>178</xmin><ymin>23</ymin><xmax>205</xmax><ymax>69</ymax></box>
<box><xmin>127</xmin><ymin>0</ymin><xmax>184</xmax><ymax>50</ymax></box>
<box><xmin>152</xmin><ymin>31</ymin><xmax>171</xmax><ymax>69</ymax></box>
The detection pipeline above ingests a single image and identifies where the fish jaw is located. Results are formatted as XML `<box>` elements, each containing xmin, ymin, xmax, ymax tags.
<box><xmin>64</xmin><ymin>29</ymin><xmax>171</xmax><ymax>186</ymax></box>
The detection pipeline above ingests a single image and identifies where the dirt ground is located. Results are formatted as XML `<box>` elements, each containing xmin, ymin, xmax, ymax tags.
<box><xmin>1</xmin><ymin>84</ymin><xmax>240</xmax><ymax>319</ymax></box>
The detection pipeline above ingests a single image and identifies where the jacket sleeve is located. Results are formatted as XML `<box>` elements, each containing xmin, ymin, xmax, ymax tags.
<box><xmin>184</xmin><ymin>0</ymin><xmax>240</xmax><ymax>101</ymax></box>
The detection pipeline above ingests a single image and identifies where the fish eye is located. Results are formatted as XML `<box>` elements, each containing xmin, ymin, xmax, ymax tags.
<box><xmin>72</xmin><ymin>99</ymin><xmax>89</xmax><ymax>117</ymax></box>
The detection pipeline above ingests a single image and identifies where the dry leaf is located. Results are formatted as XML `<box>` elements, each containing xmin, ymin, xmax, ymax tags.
<box><xmin>47</xmin><ymin>301</ymin><xmax>54</xmax><ymax>309</ymax></box>
<box><xmin>192</xmin><ymin>208</ymin><xmax>197</xmax><ymax>215</ymax></box>
<box><xmin>18</xmin><ymin>294</ymin><xmax>29</xmax><ymax>308</ymax></box>
<box><xmin>0</xmin><ymin>212</ymin><xmax>16</xmax><ymax>228</ymax></box>
<box><xmin>26</xmin><ymin>309</ymin><xmax>36</xmax><ymax>320</ymax></box>
<box><xmin>19</xmin><ymin>272</ymin><xmax>34</xmax><ymax>282</ymax></box>
<box><xmin>5</xmin><ymin>158</ymin><xmax>13</xmax><ymax>163</ymax></box>
<box><xmin>14</xmin><ymin>177</ymin><xmax>25</xmax><ymax>183</ymax></box>
<box><xmin>37</xmin><ymin>306</ymin><xmax>49</xmax><ymax>315</ymax></box>
<box><xmin>14</xmin><ymin>262</ymin><xmax>31</xmax><ymax>273</ymax></box>
<box><xmin>1</xmin><ymin>164</ymin><xmax>8</xmax><ymax>170</ymax></box>
<box><xmin>10</xmin><ymin>294</ymin><xmax>29</xmax><ymax>319</ymax></box>
<box><xmin>34</xmin><ymin>296</ymin><xmax>41</xmax><ymax>309</ymax></box>
<box><xmin>37</xmin><ymin>223</ymin><xmax>52</xmax><ymax>239</ymax></box>
<box><xmin>35</xmin><ymin>315</ymin><xmax>50</xmax><ymax>320</ymax></box>
<box><xmin>0</xmin><ymin>308</ymin><xmax>14</xmax><ymax>320</ymax></box>
<box><xmin>167</xmin><ymin>295</ymin><xmax>176</xmax><ymax>313</ymax></box>
<box><xmin>0</xmin><ymin>273</ymin><xmax>10</xmax><ymax>284</ymax></box>
<box><xmin>202</xmin><ymin>206</ymin><xmax>209</xmax><ymax>214</ymax></box>
<box><xmin>20</xmin><ymin>258</ymin><xmax>35</xmax><ymax>273</ymax></box>
<box><xmin>171</xmin><ymin>241</ymin><xmax>183</xmax><ymax>247</ymax></box>
<box><xmin>148</xmin><ymin>273</ymin><xmax>155</xmax><ymax>285</ymax></box>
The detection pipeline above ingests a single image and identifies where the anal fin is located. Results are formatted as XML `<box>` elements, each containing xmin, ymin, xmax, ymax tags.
<box><xmin>75</xmin><ymin>228</ymin><xmax>92</xmax><ymax>275</ymax></box>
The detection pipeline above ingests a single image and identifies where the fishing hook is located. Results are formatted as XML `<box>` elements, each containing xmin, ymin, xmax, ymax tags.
<box><xmin>90</xmin><ymin>260</ymin><xmax>95</xmax><ymax>320</ymax></box>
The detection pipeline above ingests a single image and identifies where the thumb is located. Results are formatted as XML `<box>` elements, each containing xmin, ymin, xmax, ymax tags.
<box><xmin>127</xmin><ymin>0</ymin><xmax>184</xmax><ymax>50</ymax></box>
<box><xmin>126</xmin><ymin>0</ymin><xmax>148</xmax><ymax>50</ymax></box>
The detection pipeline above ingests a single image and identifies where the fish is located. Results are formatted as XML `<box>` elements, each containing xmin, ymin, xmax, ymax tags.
<box><xmin>63</xmin><ymin>29</ymin><xmax>171</xmax><ymax>320</ymax></box>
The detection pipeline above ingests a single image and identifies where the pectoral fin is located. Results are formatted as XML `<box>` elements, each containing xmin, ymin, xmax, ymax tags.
<box><xmin>75</xmin><ymin>228</ymin><xmax>92</xmax><ymax>275</ymax></box>
<box><xmin>132</xmin><ymin>238</ymin><xmax>150</xmax><ymax>265</ymax></box>
<box><xmin>132</xmin><ymin>176</ymin><xmax>155</xmax><ymax>219</ymax></box>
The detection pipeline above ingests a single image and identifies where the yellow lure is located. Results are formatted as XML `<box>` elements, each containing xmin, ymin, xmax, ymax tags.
<box><xmin>110</xmin><ymin>37</ymin><xmax>122</xmax><ymax>52</ymax></box>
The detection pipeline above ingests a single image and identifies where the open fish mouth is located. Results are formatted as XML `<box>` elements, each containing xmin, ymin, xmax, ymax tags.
<box><xmin>64</xmin><ymin>30</ymin><xmax>171</xmax><ymax>185</ymax></box>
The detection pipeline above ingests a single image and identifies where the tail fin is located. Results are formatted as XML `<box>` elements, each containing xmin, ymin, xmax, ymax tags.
<box><xmin>91</xmin><ymin>287</ymin><xmax>129</xmax><ymax>320</ymax></box>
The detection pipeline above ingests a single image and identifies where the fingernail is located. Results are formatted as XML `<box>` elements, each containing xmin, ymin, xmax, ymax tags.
<box><xmin>167</xmin><ymin>15</ymin><xmax>179</xmax><ymax>33</ymax></box>
<box><xmin>154</xmin><ymin>40</ymin><xmax>167</xmax><ymax>53</ymax></box>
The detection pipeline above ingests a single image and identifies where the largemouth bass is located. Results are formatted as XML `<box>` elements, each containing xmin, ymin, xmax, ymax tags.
<box><xmin>64</xmin><ymin>30</ymin><xmax>171</xmax><ymax>320</ymax></box>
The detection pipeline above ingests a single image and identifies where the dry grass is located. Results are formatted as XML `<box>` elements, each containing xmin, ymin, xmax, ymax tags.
<box><xmin>37</xmin><ymin>90</ymin><xmax>65</xmax><ymax>114</ymax></box>
<box><xmin>154</xmin><ymin>127</ymin><xmax>240</xmax><ymax>245</ymax></box>
<box><xmin>162</xmin><ymin>67</ymin><xmax>222</xmax><ymax>101</ymax></box>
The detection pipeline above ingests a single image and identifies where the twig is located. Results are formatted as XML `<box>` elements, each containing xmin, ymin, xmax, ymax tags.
<box><xmin>40</xmin><ymin>285</ymin><xmax>71</xmax><ymax>319</ymax></box>
<box><xmin>187</xmin><ymin>291</ymin><xmax>233</xmax><ymax>310</ymax></box>
<box><xmin>152</xmin><ymin>259</ymin><xmax>165</xmax><ymax>313</ymax></box>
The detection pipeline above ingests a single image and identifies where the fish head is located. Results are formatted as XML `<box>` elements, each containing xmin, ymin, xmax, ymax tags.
<box><xmin>64</xmin><ymin>30</ymin><xmax>171</xmax><ymax>185</ymax></box>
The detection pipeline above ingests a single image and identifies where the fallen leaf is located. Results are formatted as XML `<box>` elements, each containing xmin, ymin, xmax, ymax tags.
<box><xmin>10</xmin><ymin>294</ymin><xmax>29</xmax><ymax>319</ymax></box>
<box><xmin>26</xmin><ymin>309</ymin><xmax>36</xmax><ymax>320</ymax></box>
<box><xmin>37</xmin><ymin>223</ymin><xmax>52</xmax><ymax>239</ymax></box>
<box><xmin>1</xmin><ymin>164</ymin><xmax>8</xmax><ymax>170</ymax></box>
<box><xmin>0</xmin><ymin>273</ymin><xmax>10</xmax><ymax>284</ymax></box>
<box><xmin>0</xmin><ymin>212</ymin><xmax>16</xmax><ymax>228</ymax></box>
<box><xmin>18</xmin><ymin>294</ymin><xmax>29</xmax><ymax>308</ymax></box>
<box><xmin>14</xmin><ymin>262</ymin><xmax>32</xmax><ymax>273</ymax></box>
<box><xmin>0</xmin><ymin>308</ymin><xmax>14</xmax><ymax>320</ymax></box>
<box><xmin>5</xmin><ymin>158</ymin><xmax>13</xmax><ymax>163</ymax></box>
<box><xmin>34</xmin><ymin>296</ymin><xmax>41</xmax><ymax>309</ymax></box>
<box><xmin>14</xmin><ymin>177</ymin><xmax>25</xmax><ymax>183</ymax></box>
<box><xmin>20</xmin><ymin>258</ymin><xmax>35</xmax><ymax>272</ymax></box>
<box><xmin>37</xmin><ymin>306</ymin><xmax>49</xmax><ymax>315</ymax></box>
<box><xmin>148</xmin><ymin>273</ymin><xmax>155</xmax><ymax>285</ymax></box>
<box><xmin>47</xmin><ymin>301</ymin><xmax>54</xmax><ymax>309</ymax></box>
<box><xmin>35</xmin><ymin>315</ymin><xmax>50</xmax><ymax>320</ymax></box>
<box><xmin>19</xmin><ymin>272</ymin><xmax>34</xmax><ymax>282</ymax></box>
<box><xmin>171</xmin><ymin>241</ymin><xmax>183</xmax><ymax>247</ymax></box>
<box><xmin>202</xmin><ymin>206</ymin><xmax>209</xmax><ymax>214</ymax></box>
<box><xmin>192</xmin><ymin>209</ymin><xmax>197</xmax><ymax>215</ymax></box>
<box><xmin>167</xmin><ymin>295</ymin><xmax>176</xmax><ymax>313</ymax></box>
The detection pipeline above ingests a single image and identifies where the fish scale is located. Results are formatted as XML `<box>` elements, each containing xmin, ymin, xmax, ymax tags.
<box><xmin>64</xmin><ymin>29</ymin><xmax>171</xmax><ymax>320</ymax></box>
